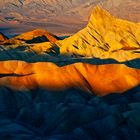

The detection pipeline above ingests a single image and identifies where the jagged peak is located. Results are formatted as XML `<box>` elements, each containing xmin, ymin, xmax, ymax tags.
<box><xmin>88</xmin><ymin>6</ymin><xmax>114</xmax><ymax>27</ymax></box>
<box><xmin>90</xmin><ymin>6</ymin><xmax>113</xmax><ymax>19</ymax></box>
<box><xmin>87</xmin><ymin>6</ymin><xmax>138</xmax><ymax>29</ymax></box>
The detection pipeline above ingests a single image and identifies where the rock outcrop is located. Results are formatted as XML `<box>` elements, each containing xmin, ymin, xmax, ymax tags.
<box><xmin>0</xmin><ymin>32</ymin><xmax>8</xmax><ymax>42</ymax></box>
<box><xmin>54</xmin><ymin>7</ymin><xmax>140</xmax><ymax>61</ymax></box>
<box><xmin>1</xmin><ymin>29</ymin><xmax>59</xmax><ymax>45</ymax></box>
<box><xmin>0</xmin><ymin>60</ymin><xmax>140</xmax><ymax>96</ymax></box>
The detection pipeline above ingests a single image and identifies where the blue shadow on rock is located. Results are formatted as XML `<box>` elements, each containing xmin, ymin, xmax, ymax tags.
<box><xmin>1</xmin><ymin>46</ymin><xmax>140</xmax><ymax>69</ymax></box>
<box><xmin>0</xmin><ymin>86</ymin><xmax>140</xmax><ymax>139</ymax></box>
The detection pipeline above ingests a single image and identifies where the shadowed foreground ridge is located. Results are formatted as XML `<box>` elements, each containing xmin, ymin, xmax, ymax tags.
<box><xmin>0</xmin><ymin>86</ymin><xmax>140</xmax><ymax>139</ymax></box>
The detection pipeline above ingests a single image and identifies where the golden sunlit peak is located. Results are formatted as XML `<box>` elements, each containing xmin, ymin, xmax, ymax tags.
<box><xmin>55</xmin><ymin>6</ymin><xmax>140</xmax><ymax>62</ymax></box>
<box><xmin>89</xmin><ymin>6</ymin><xmax>114</xmax><ymax>22</ymax></box>
<box><xmin>88</xmin><ymin>6</ymin><xmax>139</xmax><ymax>29</ymax></box>
<box><xmin>90</xmin><ymin>6</ymin><xmax>112</xmax><ymax>18</ymax></box>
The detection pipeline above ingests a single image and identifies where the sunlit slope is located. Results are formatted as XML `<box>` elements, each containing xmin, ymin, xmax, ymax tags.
<box><xmin>0</xmin><ymin>60</ymin><xmax>140</xmax><ymax>96</ymax></box>
<box><xmin>54</xmin><ymin>7</ymin><xmax>140</xmax><ymax>61</ymax></box>
<box><xmin>1</xmin><ymin>29</ymin><xmax>58</xmax><ymax>45</ymax></box>
<box><xmin>0</xmin><ymin>33</ymin><xmax>8</xmax><ymax>42</ymax></box>
<box><xmin>15</xmin><ymin>29</ymin><xmax>59</xmax><ymax>43</ymax></box>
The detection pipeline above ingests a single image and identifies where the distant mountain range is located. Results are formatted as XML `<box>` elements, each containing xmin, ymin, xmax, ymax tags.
<box><xmin>0</xmin><ymin>0</ymin><xmax>140</xmax><ymax>35</ymax></box>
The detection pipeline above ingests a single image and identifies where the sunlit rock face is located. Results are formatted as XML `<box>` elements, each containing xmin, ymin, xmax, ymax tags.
<box><xmin>1</xmin><ymin>29</ymin><xmax>58</xmax><ymax>45</ymax></box>
<box><xmin>13</xmin><ymin>29</ymin><xmax>59</xmax><ymax>43</ymax></box>
<box><xmin>52</xmin><ymin>7</ymin><xmax>140</xmax><ymax>62</ymax></box>
<box><xmin>0</xmin><ymin>60</ymin><xmax>140</xmax><ymax>96</ymax></box>
<box><xmin>1</xmin><ymin>7</ymin><xmax>140</xmax><ymax>61</ymax></box>
<box><xmin>0</xmin><ymin>33</ymin><xmax>8</xmax><ymax>42</ymax></box>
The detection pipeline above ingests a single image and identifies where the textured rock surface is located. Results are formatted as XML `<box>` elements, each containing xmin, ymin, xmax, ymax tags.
<box><xmin>0</xmin><ymin>4</ymin><xmax>140</xmax><ymax>139</ymax></box>
<box><xmin>55</xmin><ymin>7</ymin><xmax>140</xmax><ymax>61</ymax></box>
<box><xmin>0</xmin><ymin>60</ymin><xmax>140</xmax><ymax>96</ymax></box>
<box><xmin>0</xmin><ymin>86</ymin><xmax>140</xmax><ymax>139</ymax></box>
<box><xmin>2</xmin><ymin>7</ymin><xmax>140</xmax><ymax>62</ymax></box>
<box><xmin>1</xmin><ymin>29</ymin><xmax>58</xmax><ymax>45</ymax></box>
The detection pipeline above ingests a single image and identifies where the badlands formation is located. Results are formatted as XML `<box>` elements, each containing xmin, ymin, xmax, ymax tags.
<box><xmin>0</xmin><ymin>7</ymin><xmax>140</xmax><ymax>96</ymax></box>
<box><xmin>0</xmin><ymin>61</ymin><xmax>140</xmax><ymax>96</ymax></box>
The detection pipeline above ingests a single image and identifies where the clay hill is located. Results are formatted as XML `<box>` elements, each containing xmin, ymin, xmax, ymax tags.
<box><xmin>0</xmin><ymin>33</ymin><xmax>8</xmax><ymax>42</ymax></box>
<box><xmin>1</xmin><ymin>29</ymin><xmax>59</xmax><ymax>45</ymax></box>
<box><xmin>0</xmin><ymin>60</ymin><xmax>140</xmax><ymax>96</ymax></box>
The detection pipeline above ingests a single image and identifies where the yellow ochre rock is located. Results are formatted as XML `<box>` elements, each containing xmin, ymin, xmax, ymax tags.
<box><xmin>54</xmin><ymin>7</ymin><xmax>140</xmax><ymax>61</ymax></box>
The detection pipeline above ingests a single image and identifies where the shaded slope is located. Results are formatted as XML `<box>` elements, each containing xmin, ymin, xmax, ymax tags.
<box><xmin>0</xmin><ymin>85</ymin><xmax>140</xmax><ymax>139</ymax></box>
<box><xmin>0</xmin><ymin>61</ymin><xmax>140</xmax><ymax>96</ymax></box>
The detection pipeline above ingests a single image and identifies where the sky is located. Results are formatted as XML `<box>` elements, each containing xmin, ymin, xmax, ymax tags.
<box><xmin>0</xmin><ymin>0</ymin><xmax>140</xmax><ymax>36</ymax></box>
